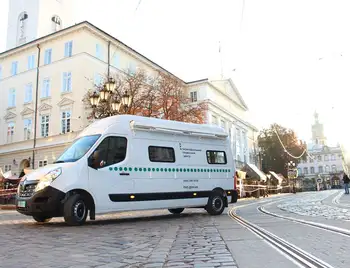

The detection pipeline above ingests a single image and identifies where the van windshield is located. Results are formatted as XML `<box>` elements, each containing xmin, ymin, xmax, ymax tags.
<box><xmin>54</xmin><ymin>134</ymin><xmax>101</xmax><ymax>163</ymax></box>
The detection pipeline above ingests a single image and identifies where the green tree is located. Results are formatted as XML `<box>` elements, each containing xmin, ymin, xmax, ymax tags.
<box><xmin>258</xmin><ymin>123</ymin><xmax>307</xmax><ymax>177</ymax></box>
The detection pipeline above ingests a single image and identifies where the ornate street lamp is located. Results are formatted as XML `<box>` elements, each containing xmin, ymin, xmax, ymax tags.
<box><xmin>89</xmin><ymin>91</ymin><xmax>100</xmax><ymax>108</ymax></box>
<box><xmin>121</xmin><ymin>91</ymin><xmax>132</xmax><ymax>113</ymax></box>
<box><xmin>105</xmin><ymin>77</ymin><xmax>116</xmax><ymax>92</ymax></box>
<box><xmin>99</xmin><ymin>85</ymin><xmax>111</xmax><ymax>102</ymax></box>
<box><xmin>111</xmin><ymin>98</ymin><xmax>121</xmax><ymax>113</ymax></box>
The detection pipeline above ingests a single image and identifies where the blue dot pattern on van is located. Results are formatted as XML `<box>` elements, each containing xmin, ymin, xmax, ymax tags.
<box><xmin>108</xmin><ymin>167</ymin><xmax>231</xmax><ymax>173</ymax></box>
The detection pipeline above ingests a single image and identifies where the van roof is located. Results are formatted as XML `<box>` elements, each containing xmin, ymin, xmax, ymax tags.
<box><xmin>78</xmin><ymin>115</ymin><xmax>227</xmax><ymax>138</ymax></box>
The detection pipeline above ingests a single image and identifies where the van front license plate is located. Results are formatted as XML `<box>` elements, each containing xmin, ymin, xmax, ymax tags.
<box><xmin>17</xmin><ymin>201</ymin><xmax>26</xmax><ymax>208</ymax></box>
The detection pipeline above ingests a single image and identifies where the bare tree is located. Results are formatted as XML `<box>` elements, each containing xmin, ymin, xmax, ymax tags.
<box><xmin>84</xmin><ymin>68</ymin><xmax>207</xmax><ymax>124</ymax></box>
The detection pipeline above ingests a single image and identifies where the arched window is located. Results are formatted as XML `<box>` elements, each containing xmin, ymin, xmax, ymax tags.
<box><xmin>17</xmin><ymin>12</ymin><xmax>28</xmax><ymax>45</ymax></box>
<box><xmin>325</xmin><ymin>165</ymin><xmax>329</xmax><ymax>173</ymax></box>
<box><xmin>51</xmin><ymin>15</ymin><xmax>62</xmax><ymax>32</ymax></box>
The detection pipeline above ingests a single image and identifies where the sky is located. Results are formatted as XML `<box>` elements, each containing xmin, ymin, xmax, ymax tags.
<box><xmin>1</xmin><ymin>0</ymin><xmax>350</xmax><ymax>148</ymax></box>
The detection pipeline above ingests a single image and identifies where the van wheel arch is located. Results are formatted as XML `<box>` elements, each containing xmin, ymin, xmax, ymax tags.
<box><xmin>64</xmin><ymin>189</ymin><xmax>96</xmax><ymax>220</ymax></box>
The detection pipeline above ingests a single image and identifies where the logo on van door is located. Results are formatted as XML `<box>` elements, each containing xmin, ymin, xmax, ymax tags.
<box><xmin>178</xmin><ymin>143</ymin><xmax>202</xmax><ymax>158</ymax></box>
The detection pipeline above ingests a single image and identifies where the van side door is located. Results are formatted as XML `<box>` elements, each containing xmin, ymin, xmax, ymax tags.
<box><xmin>87</xmin><ymin>135</ymin><xmax>133</xmax><ymax>213</ymax></box>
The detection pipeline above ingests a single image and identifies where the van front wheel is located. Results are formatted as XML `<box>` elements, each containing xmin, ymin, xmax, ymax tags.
<box><xmin>206</xmin><ymin>192</ymin><xmax>225</xmax><ymax>216</ymax></box>
<box><xmin>168</xmin><ymin>208</ymin><xmax>184</xmax><ymax>214</ymax></box>
<box><xmin>63</xmin><ymin>194</ymin><xmax>88</xmax><ymax>226</ymax></box>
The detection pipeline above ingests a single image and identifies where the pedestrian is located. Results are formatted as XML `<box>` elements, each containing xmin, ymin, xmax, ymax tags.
<box><xmin>343</xmin><ymin>173</ymin><xmax>350</xmax><ymax>194</ymax></box>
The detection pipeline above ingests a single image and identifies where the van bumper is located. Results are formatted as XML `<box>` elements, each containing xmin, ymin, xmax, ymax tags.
<box><xmin>230</xmin><ymin>190</ymin><xmax>238</xmax><ymax>203</ymax></box>
<box><xmin>16</xmin><ymin>186</ymin><xmax>65</xmax><ymax>218</ymax></box>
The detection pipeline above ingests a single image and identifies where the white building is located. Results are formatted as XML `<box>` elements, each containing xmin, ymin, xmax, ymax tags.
<box><xmin>0</xmin><ymin>1</ymin><xmax>257</xmax><ymax>176</ymax></box>
<box><xmin>297</xmin><ymin>112</ymin><xmax>345</xmax><ymax>189</ymax></box>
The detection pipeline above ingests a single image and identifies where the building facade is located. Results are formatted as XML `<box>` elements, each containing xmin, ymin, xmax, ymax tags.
<box><xmin>0</xmin><ymin>4</ymin><xmax>257</xmax><ymax>176</ymax></box>
<box><xmin>297</xmin><ymin>112</ymin><xmax>345</xmax><ymax>190</ymax></box>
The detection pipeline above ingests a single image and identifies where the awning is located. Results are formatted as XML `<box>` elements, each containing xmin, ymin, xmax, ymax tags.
<box><xmin>241</xmin><ymin>163</ymin><xmax>267</xmax><ymax>182</ymax></box>
<box><xmin>269</xmin><ymin>171</ymin><xmax>283</xmax><ymax>184</ymax></box>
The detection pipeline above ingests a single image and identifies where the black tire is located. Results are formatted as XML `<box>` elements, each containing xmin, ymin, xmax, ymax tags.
<box><xmin>168</xmin><ymin>208</ymin><xmax>184</xmax><ymax>214</ymax></box>
<box><xmin>33</xmin><ymin>216</ymin><xmax>52</xmax><ymax>223</ymax></box>
<box><xmin>206</xmin><ymin>191</ymin><xmax>225</xmax><ymax>216</ymax></box>
<box><xmin>63</xmin><ymin>194</ymin><xmax>88</xmax><ymax>226</ymax></box>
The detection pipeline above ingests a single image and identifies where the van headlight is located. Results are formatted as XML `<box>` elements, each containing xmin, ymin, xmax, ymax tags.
<box><xmin>35</xmin><ymin>168</ymin><xmax>62</xmax><ymax>192</ymax></box>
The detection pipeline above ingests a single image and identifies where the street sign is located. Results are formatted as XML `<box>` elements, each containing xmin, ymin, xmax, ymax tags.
<box><xmin>288</xmin><ymin>169</ymin><xmax>298</xmax><ymax>179</ymax></box>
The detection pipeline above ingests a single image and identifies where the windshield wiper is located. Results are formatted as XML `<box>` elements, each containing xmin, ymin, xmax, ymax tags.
<box><xmin>54</xmin><ymin>160</ymin><xmax>65</xmax><ymax>164</ymax></box>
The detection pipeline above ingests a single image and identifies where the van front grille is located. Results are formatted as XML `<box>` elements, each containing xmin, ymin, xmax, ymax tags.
<box><xmin>19</xmin><ymin>183</ymin><xmax>37</xmax><ymax>198</ymax></box>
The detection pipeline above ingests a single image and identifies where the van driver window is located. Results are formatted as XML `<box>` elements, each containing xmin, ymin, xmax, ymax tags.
<box><xmin>148</xmin><ymin>146</ymin><xmax>175</xmax><ymax>163</ymax></box>
<box><xmin>206</xmin><ymin>150</ymin><xmax>227</xmax><ymax>164</ymax></box>
<box><xmin>90</xmin><ymin>137</ymin><xmax>127</xmax><ymax>168</ymax></box>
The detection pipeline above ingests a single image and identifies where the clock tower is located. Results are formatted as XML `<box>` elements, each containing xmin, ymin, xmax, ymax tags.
<box><xmin>6</xmin><ymin>0</ymin><xmax>74</xmax><ymax>50</ymax></box>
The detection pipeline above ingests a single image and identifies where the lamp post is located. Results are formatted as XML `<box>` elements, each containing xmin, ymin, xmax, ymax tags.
<box><xmin>287</xmin><ymin>160</ymin><xmax>296</xmax><ymax>193</ymax></box>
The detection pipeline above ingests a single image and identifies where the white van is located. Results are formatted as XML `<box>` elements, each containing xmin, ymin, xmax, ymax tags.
<box><xmin>16</xmin><ymin>115</ymin><xmax>238</xmax><ymax>225</ymax></box>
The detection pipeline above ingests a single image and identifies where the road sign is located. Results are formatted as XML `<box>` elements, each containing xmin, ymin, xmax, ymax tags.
<box><xmin>288</xmin><ymin>169</ymin><xmax>298</xmax><ymax>179</ymax></box>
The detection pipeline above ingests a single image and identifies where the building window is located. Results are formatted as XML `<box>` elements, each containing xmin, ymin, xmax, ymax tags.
<box><xmin>317</xmin><ymin>155</ymin><xmax>322</xmax><ymax>161</ymax></box>
<box><xmin>324</xmin><ymin>155</ymin><xmax>329</xmax><ymax>161</ymax></box>
<box><xmin>62</xmin><ymin>72</ymin><xmax>72</xmax><ymax>92</ymax></box>
<box><xmin>8</xmin><ymin>88</ymin><xmax>16</xmax><ymax>107</ymax></box>
<box><xmin>41</xmin><ymin>115</ymin><xmax>50</xmax><ymax>137</ymax></box>
<box><xmin>7</xmin><ymin>122</ymin><xmax>15</xmax><ymax>143</ymax></box>
<box><xmin>298</xmin><ymin>168</ymin><xmax>302</xmax><ymax>175</ymax></box>
<box><xmin>27</xmin><ymin>54</ymin><xmax>35</xmax><ymax>70</ymax></box>
<box><xmin>190</xmin><ymin>91</ymin><xmax>197</xmax><ymax>102</ymax></box>
<box><xmin>44</xmin><ymin>49</ymin><xmax>52</xmax><ymax>65</ymax></box>
<box><xmin>331</xmin><ymin>154</ymin><xmax>335</xmax><ymax>161</ymax></box>
<box><xmin>24</xmin><ymin>83</ymin><xmax>33</xmax><ymax>103</ymax></box>
<box><xmin>207</xmin><ymin>150</ymin><xmax>227</xmax><ymax>164</ymax></box>
<box><xmin>4</xmin><ymin>165</ymin><xmax>12</xmax><ymax>172</ymax></box>
<box><xmin>236</xmin><ymin>128</ymin><xmax>241</xmax><ymax>157</ymax></box>
<box><xmin>332</xmin><ymin>165</ymin><xmax>337</xmax><ymax>172</ymax></box>
<box><xmin>325</xmin><ymin>165</ymin><xmax>329</xmax><ymax>173</ymax></box>
<box><xmin>24</xmin><ymin>118</ymin><xmax>32</xmax><ymax>140</ymax></box>
<box><xmin>310</xmin><ymin>158</ymin><xmax>314</xmax><ymax>163</ymax></box>
<box><xmin>113</xmin><ymin>54</ymin><xmax>119</xmax><ymax>68</ymax></box>
<box><xmin>17</xmin><ymin>12</ymin><xmax>28</xmax><ymax>45</ymax></box>
<box><xmin>61</xmin><ymin>111</ymin><xmax>71</xmax><ymax>134</ymax></box>
<box><xmin>94</xmin><ymin>73</ymin><xmax>104</xmax><ymax>87</ymax></box>
<box><xmin>96</xmin><ymin>44</ymin><xmax>103</xmax><ymax>60</ymax></box>
<box><xmin>51</xmin><ymin>15</ymin><xmax>62</xmax><ymax>32</ymax></box>
<box><xmin>11</xmin><ymin>61</ymin><xmax>18</xmax><ymax>76</ymax></box>
<box><xmin>318</xmin><ymin>166</ymin><xmax>323</xmax><ymax>173</ymax></box>
<box><xmin>148</xmin><ymin>146</ymin><xmax>175</xmax><ymax>163</ymax></box>
<box><xmin>38</xmin><ymin>160</ymin><xmax>48</xmax><ymax>167</ymax></box>
<box><xmin>41</xmin><ymin>78</ymin><xmax>51</xmax><ymax>98</ymax></box>
<box><xmin>212</xmin><ymin>115</ymin><xmax>218</xmax><ymax>125</ymax></box>
<box><xmin>310</xmin><ymin>167</ymin><xmax>315</xmax><ymax>174</ymax></box>
<box><xmin>128</xmin><ymin>62</ymin><xmax>136</xmax><ymax>75</ymax></box>
<box><xmin>64</xmin><ymin>41</ymin><xmax>73</xmax><ymax>57</ymax></box>
<box><xmin>303</xmin><ymin>167</ymin><xmax>308</xmax><ymax>174</ymax></box>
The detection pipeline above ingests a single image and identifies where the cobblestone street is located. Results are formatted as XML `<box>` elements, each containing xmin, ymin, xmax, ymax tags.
<box><xmin>0</xmin><ymin>209</ymin><xmax>238</xmax><ymax>268</ymax></box>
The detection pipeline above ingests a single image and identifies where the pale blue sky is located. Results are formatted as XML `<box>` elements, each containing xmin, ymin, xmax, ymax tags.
<box><xmin>1</xmin><ymin>0</ymin><xmax>350</xmax><ymax>148</ymax></box>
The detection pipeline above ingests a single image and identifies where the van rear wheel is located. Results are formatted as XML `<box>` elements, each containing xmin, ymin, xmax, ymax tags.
<box><xmin>63</xmin><ymin>194</ymin><xmax>88</xmax><ymax>226</ymax></box>
<box><xmin>168</xmin><ymin>208</ymin><xmax>184</xmax><ymax>214</ymax></box>
<box><xmin>206</xmin><ymin>192</ymin><xmax>225</xmax><ymax>216</ymax></box>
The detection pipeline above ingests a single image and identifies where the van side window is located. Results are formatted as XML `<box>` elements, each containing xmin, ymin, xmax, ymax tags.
<box><xmin>148</xmin><ymin>146</ymin><xmax>175</xmax><ymax>163</ymax></box>
<box><xmin>206</xmin><ymin>150</ymin><xmax>227</xmax><ymax>164</ymax></box>
<box><xmin>89</xmin><ymin>136</ymin><xmax>127</xmax><ymax>168</ymax></box>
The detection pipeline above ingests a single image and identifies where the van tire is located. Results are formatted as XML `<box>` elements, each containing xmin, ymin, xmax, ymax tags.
<box><xmin>63</xmin><ymin>194</ymin><xmax>88</xmax><ymax>226</ymax></box>
<box><xmin>206</xmin><ymin>192</ymin><xmax>225</xmax><ymax>216</ymax></box>
<box><xmin>33</xmin><ymin>216</ymin><xmax>52</xmax><ymax>223</ymax></box>
<box><xmin>168</xmin><ymin>208</ymin><xmax>184</xmax><ymax>214</ymax></box>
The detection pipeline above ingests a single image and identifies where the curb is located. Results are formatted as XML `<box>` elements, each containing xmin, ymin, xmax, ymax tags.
<box><xmin>0</xmin><ymin>205</ymin><xmax>16</xmax><ymax>210</ymax></box>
